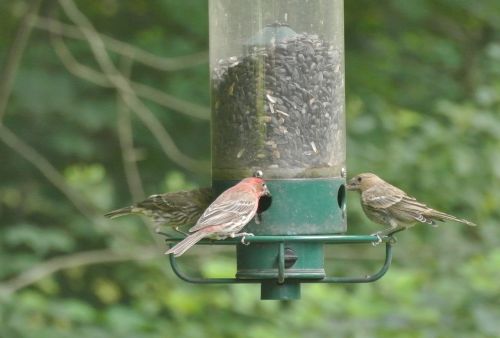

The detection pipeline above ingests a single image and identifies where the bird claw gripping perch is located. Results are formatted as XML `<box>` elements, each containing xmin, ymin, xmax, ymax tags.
<box><xmin>371</xmin><ymin>232</ymin><xmax>383</xmax><ymax>246</ymax></box>
<box><xmin>370</xmin><ymin>232</ymin><xmax>398</xmax><ymax>246</ymax></box>
<box><xmin>241</xmin><ymin>233</ymin><xmax>255</xmax><ymax>245</ymax></box>
<box><xmin>229</xmin><ymin>232</ymin><xmax>254</xmax><ymax>245</ymax></box>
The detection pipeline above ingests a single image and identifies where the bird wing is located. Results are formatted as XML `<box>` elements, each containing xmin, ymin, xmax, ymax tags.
<box><xmin>363</xmin><ymin>186</ymin><xmax>437</xmax><ymax>225</ymax></box>
<box><xmin>388</xmin><ymin>194</ymin><xmax>437</xmax><ymax>225</ymax></box>
<box><xmin>188</xmin><ymin>190</ymin><xmax>257</xmax><ymax>233</ymax></box>
<box><xmin>362</xmin><ymin>185</ymin><xmax>405</xmax><ymax>209</ymax></box>
<box><xmin>137</xmin><ymin>190</ymin><xmax>200</xmax><ymax>212</ymax></box>
<box><xmin>363</xmin><ymin>183</ymin><xmax>470</xmax><ymax>226</ymax></box>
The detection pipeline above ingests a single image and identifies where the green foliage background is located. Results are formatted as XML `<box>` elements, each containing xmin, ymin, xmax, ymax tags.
<box><xmin>1</xmin><ymin>1</ymin><xmax>499</xmax><ymax>337</ymax></box>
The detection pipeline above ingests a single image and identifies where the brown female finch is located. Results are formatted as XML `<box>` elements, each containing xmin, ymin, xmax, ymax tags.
<box><xmin>104</xmin><ymin>188</ymin><xmax>213</xmax><ymax>234</ymax></box>
<box><xmin>165</xmin><ymin>177</ymin><xmax>271</xmax><ymax>257</ymax></box>
<box><xmin>346</xmin><ymin>173</ymin><xmax>476</xmax><ymax>242</ymax></box>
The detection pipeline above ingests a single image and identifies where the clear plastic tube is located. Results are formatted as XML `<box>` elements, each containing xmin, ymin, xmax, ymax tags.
<box><xmin>210</xmin><ymin>0</ymin><xmax>345</xmax><ymax>179</ymax></box>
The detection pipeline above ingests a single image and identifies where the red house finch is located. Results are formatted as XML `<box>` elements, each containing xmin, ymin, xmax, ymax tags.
<box><xmin>165</xmin><ymin>177</ymin><xmax>271</xmax><ymax>257</ymax></box>
<box><xmin>104</xmin><ymin>188</ymin><xmax>213</xmax><ymax>234</ymax></box>
<box><xmin>346</xmin><ymin>173</ymin><xmax>476</xmax><ymax>242</ymax></box>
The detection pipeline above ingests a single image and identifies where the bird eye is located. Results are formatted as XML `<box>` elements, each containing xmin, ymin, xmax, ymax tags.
<box><xmin>357</xmin><ymin>177</ymin><xmax>362</xmax><ymax>182</ymax></box>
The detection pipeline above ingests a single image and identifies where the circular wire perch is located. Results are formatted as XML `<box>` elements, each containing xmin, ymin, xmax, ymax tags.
<box><xmin>159</xmin><ymin>231</ymin><xmax>394</xmax><ymax>299</ymax></box>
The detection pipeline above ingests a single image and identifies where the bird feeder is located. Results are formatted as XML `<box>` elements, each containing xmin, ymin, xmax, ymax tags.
<box><xmin>162</xmin><ymin>0</ymin><xmax>393</xmax><ymax>300</ymax></box>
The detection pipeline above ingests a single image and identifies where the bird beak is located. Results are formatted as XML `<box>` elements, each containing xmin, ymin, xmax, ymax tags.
<box><xmin>263</xmin><ymin>185</ymin><xmax>271</xmax><ymax>197</ymax></box>
<box><xmin>345</xmin><ymin>181</ymin><xmax>356</xmax><ymax>191</ymax></box>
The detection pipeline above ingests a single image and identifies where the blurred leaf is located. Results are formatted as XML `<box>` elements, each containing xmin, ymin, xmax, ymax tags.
<box><xmin>162</xmin><ymin>171</ymin><xmax>197</xmax><ymax>192</ymax></box>
<box><xmin>64</xmin><ymin>163</ymin><xmax>113</xmax><ymax>209</ymax></box>
<box><xmin>93</xmin><ymin>278</ymin><xmax>122</xmax><ymax>304</ymax></box>
<box><xmin>4</xmin><ymin>224</ymin><xmax>75</xmax><ymax>254</ymax></box>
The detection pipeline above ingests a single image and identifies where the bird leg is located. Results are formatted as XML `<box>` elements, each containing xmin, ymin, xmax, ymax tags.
<box><xmin>370</xmin><ymin>232</ymin><xmax>383</xmax><ymax>246</ymax></box>
<box><xmin>230</xmin><ymin>232</ymin><xmax>255</xmax><ymax>245</ymax></box>
<box><xmin>371</xmin><ymin>226</ymin><xmax>405</xmax><ymax>246</ymax></box>
<box><xmin>386</xmin><ymin>226</ymin><xmax>406</xmax><ymax>237</ymax></box>
<box><xmin>174</xmin><ymin>226</ymin><xmax>189</xmax><ymax>236</ymax></box>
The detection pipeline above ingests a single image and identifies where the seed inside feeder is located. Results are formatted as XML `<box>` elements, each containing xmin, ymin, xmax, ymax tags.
<box><xmin>212</xmin><ymin>23</ymin><xmax>345</xmax><ymax>179</ymax></box>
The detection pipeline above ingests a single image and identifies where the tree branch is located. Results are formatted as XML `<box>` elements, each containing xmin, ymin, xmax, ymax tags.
<box><xmin>0</xmin><ymin>246</ymin><xmax>159</xmax><ymax>296</ymax></box>
<box><xmin>56</xmin><ymin>0</ymin><xmax>210</xmax><ymax>173</ymax></box>
<box><xmin>32</xmin><ymin>15</ymin><xmax>208</xmax><ymax>72</ymax></box>
<box><xmin>0</xmin><ymin>0</ymin><xmax>43</xmax><ymax>123</ymax></box>
<box><xmin>0</xmin><ymin>124</ymin><xmax>98</xmax><ymax>221</ymax></box>
<box><xmin>117</xmin><ymin>56</ymin><xmax>145</xmax><ymax>202</ymax></box>
<box><xmin>49</xmin><ymin>27</ymin><xmax>210</xmax><ymax>120</ymax></box>
<box><xmin>132</xmin><ymin>81</ymin><xmax>210</xmax><ymax>121</ymax></box>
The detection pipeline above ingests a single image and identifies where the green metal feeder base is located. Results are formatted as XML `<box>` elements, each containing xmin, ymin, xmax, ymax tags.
<box><xmin>163</xmin><ymin>234</ymin><xmax>394</xmax><ymax>300</ymax></box>
<box><xmin>236</xmin><ymin>242</ymin><xmax>325</xmax><ymax>280</ymax></box>
<box><xmin>213</xmin><ymin>178</ymin><xmax>347</xmax><ymax>235</ymax></box>
<box><xmin>261</xmin><ymin>281</ymin><xmax>301</xmax><ymax>300</ymax></box>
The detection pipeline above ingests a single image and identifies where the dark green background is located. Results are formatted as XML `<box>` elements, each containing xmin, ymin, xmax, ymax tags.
<box><xmin>1</xmin><ymin>1</ymin><xmax>499</xmax><ymax>337</ymax></box>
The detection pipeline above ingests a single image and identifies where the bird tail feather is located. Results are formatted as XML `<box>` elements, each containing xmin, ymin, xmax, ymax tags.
<box><xmin>165</xmin><ymin>231</ymin><xmax>207</xmax><ymax>257</ymax></box>
<box><xmin>429</xmin><ymin>210</ymin><xmax>476</xmax><ymax>226</ymax></box>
